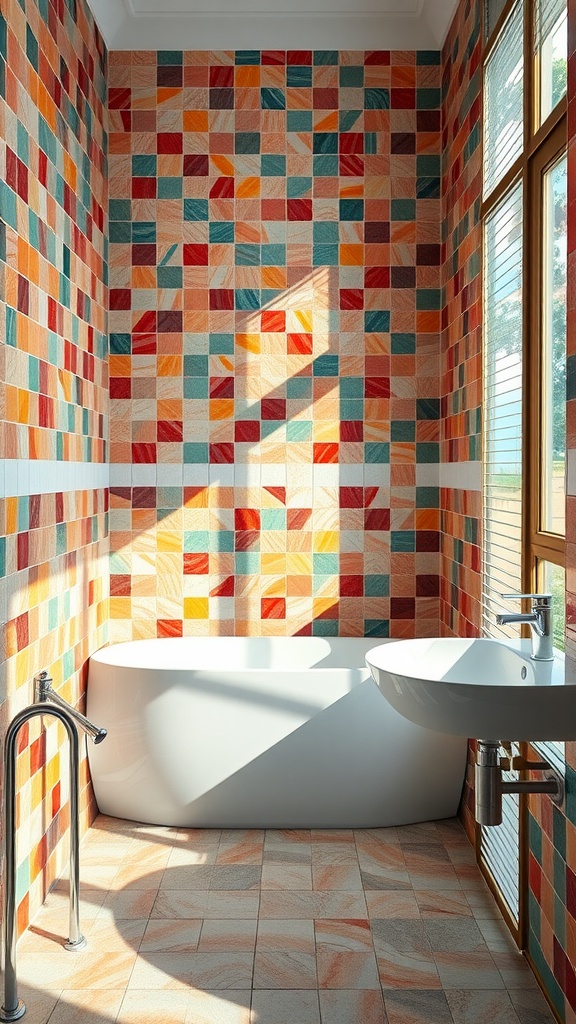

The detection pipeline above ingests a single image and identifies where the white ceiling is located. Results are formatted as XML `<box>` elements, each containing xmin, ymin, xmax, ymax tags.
<box><xmin>88</xmin><ymin>0</ymin><xmax>459</xmax><ymax>51</ymax></box>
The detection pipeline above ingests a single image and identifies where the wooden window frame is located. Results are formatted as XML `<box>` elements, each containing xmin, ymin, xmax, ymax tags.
<box><xmin>479</xmin><ymin>0</ymin><xmax>567</xmax><ymax>959</ymax></box>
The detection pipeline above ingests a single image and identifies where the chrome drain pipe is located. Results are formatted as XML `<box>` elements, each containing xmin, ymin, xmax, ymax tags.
<box><xmin>475</xmin><ymin>739</ymin><xmax>564</xmax><ymax>826</ymax></box>
<box><xmin>1</xmin><ymin>679</ymin><xmax>107</xmax><ymax>1022</ymax></box>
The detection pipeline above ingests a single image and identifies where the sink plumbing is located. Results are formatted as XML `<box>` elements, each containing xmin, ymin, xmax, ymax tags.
<box><xmin>475</xmin><ymin>740</ymin><xmax>564</xmax><ymax>826</ymax></box>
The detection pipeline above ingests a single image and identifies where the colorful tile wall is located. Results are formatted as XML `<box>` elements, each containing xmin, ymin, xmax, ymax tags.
<box><xmin>108</xmin><ymin>48</ymin><xmax>443</xmax><ymax>640</ymax></box>
<box><xmin>0</xmin><ymin>0</ymin><xmax>108</xmax><ymax>934</ymax></box>
<box><xmin>439</xmin><ymin>0</ymin><xmax>482</xmax><ymax>648</ymax></box>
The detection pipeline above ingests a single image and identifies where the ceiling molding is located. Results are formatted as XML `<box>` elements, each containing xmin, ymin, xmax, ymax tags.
<box><xmin>88</xmin><ymin>0</ymin><xmax>457</xmax><ymax>50</ymax></box>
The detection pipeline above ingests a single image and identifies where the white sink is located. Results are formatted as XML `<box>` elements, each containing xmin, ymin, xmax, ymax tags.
<box><xmin>366</xmin><ymin>637</ymin><xmax>576</xmax><ymax>741</ymax></box>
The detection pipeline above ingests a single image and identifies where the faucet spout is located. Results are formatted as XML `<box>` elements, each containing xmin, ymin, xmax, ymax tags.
<box><xmin>35</xmin><ymin>673</ymin><xmax>107</xmax><ymax>744</ymax></box>
<box><xmin>496</xmin><ymin>593</ymin><xmax>553</xmax><ymax>662</ymax></box>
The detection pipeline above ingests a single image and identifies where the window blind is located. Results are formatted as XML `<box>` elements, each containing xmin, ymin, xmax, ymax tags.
<box><xmin>483</xmin><ymin>0</ymin><xmax>524</xmax><ymax>199</ymax></box>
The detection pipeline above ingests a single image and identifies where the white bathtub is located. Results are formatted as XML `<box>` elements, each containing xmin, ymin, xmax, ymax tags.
<box><xmin>87</xmin><ymin>637</ymin><xmax>467</xmax><ymax>828</ymax></box>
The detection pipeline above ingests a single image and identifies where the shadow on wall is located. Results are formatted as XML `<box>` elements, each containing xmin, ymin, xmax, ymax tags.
<box><xmin>109</xmin><ymin>264</ymin><xmax>441</xmax><ymax>641</ymax></box>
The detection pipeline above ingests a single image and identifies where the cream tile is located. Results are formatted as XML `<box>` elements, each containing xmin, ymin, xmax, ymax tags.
<box><xmin>312</xmin><ymin>865</ymin><xmax>363</xmax><ymax>891</ymax></box>
<box><xmin>253</xmin><ymin>950</ymin><xmax>318</xmax><ymax>989</ymax></box>
<box><xmin>12</xmin><ymin>984</ymin><xmax>61</xmax><ymax>1024</ymax></box>
<box><xmin>251</xmin><ymin>989</ymin><xmax>321</xmax><ymax>1024</ymax></box>
<box><xmin>153</xmin><ymin>890</ymin><xmax>260</xmax><ymax>919</ymax></box>
<box><xmin>433</xmin><ymin>951</ymin><xmax>505</xmax><ymax>990</ymax></box>
<box><xmin>85</xmin><ymin>918</ymin><xmax>148</xmax><ymax>953</ymax></box>
<box><xmin>129</xmin><ymin>952</ymin><xmax>255</xmax><ymax>990</ymax></box>
<box><xmin>317</xmin><ymin>951</ymin><xmax>380</xmax><ymax>990</ymax></box>
<box><xmin>159</xmin><ymin>865</ymin><xmax>213</xmax><ymax>889</ymax></box>
<box><xmin>117</xmin><ymin>989</ymin><xmax>190</xmax><ymax>1023</ymax></box>
<box><xmin>261</xmin><ymin>863</ymin><xmax>313</xmax><ymax>890</ymax></box>
<box><xmin>48</xmin><ymin>989</ymin><xmax>125</xmax><ymax>1024</ymax></box>
<box><xmin>256</xmin><ymin>919</ymin><xmax>316</xmax><ymax>954</ymax></box>
<box><xmin>365</xmin><ymin>891</ymin><xmax>420</xmax><ymax>918</ymax></box>
<box><xmin>198</xmin><ymin>919</ymin><xmax>258</xmax><ymax>951</ymax></box>
<box><xmin>383</xmin><ymin>988</ymin><xmax>453</xmax><ymax>1024</ymax></box>
<box><xmin>319</xmin><ymin>989</ymin><xmax>388</xmax><ymax>1024</ymax></box>
<box><xmin>62</xmin><ymin>951</ymin><xmax>138</xmax><ymax>990</ymax></box>
<box><xmin>315</xmin><ymin>919</ymin><xmax>373</xmax><ymax>952</ymax></box>
<box><xmin>415</xmin><ymin>890</ymin><xmax>473</xmax><ymax>918</ymax></box>
<box><xmin>97</xmin><ymin>890</ymin><xmax>158</xmax><ymax>921</ymax></box>
<box><xmin>185</xmin><ymin>990</ymin><xmax>252</xmax><ymax>1024</ymax></box>
<box><xmin>259</xmin><ymin>891</ymin><xmax>367</xmax><ymax>919</ymax></box>
<box><xmin>140</xmin><ymin>919</ymin><xmax>202</xmax><ymax>952</ymax></box>
<box><xmin>445</xmin><ymin>989</ymin><xmax>522</xmax><ymax>1024</ymax></box>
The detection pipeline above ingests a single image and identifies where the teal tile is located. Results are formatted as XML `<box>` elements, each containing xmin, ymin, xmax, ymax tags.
<box><xmin>340</xmin><ymin>198</ymin><xmax>364</xmax><ymax>221</ymax></box>
<box><xmin>261</xmin><ymin>87</ymin><xmax>285</xmax><ymax>109</ymax></box>
<box><xmin>391</xmin><ymin>421</ymin><xmax>415</xmax><ymax>441</ymax></box>
<box><xmin>364</xmin><ymin>619</ymin><xmax>389</xmax><ymax>638</ymax></box>
<box><xmin>416</xmin><ymin>486</ymin><xmax>439</xmax><ymax>507</ymax></box>
<box><xmin>210</xmin><ymin>333</ymin><xmax>234</xmax><ymax>354</ymax></box>
<box><xmin>313</xmin><ymin>619</ymin><xmax>339</xmax><ymax>636</ymax></box>
<box><xmin>210</xmin><ymin>531</ymin><xmax>234</xmax><ymax>552</ymax></box>
<box><xmin>210</xmin><ymin>221</ymin><xmax>234</xmax><ymax>243</ymax></box>
<box><xmin>365</xmin><ymin>575</ymin><xmax>389</xmax><ymax>597</ymax></box>
<box><xmin>286</xmin><ymin>421</ymin><xmax>312</xmax><ymax>442</ymax></box>
<box><xmin>235</xmin><ymin>132</ymin><xmax>260</xmax><ymax>154</ymax></box>
<box><xmin>365</xmin><ymin>88</ymin><xmax>390</xmax><ymax>109</ymax></box>
<box><xmin>313</xmin><ymin>154</ymin><xmax>338</xmax><ymax>176</ymax></box>
<box><xmin>553</xmin><ymin>849</ymin><xmax>566</xmax><ymax>902</ymax></box>
<box><xmin>417</xmin><ymin>443</ymin><xmax>439</xmax><ymax>463</ymax></box>
<box><xmin>287</xmin><ymin>66</ymin><xmax>312</xmax><ymax>87</ymax></box>
<box><xmin>1</xmin><ymin>181</ymin><xmax>17</xmax><ymax>229</ymax></box>
<box><xmin>340</xmin><ymin>66</ymin><xmax>364</xmax><ymax>87</ymax></box>
<box><xmin>184</xmin><ymin>355</ymin><xmax>208</xmax><ymax>376</ymax></box>
<box><xmin>157</xmin><ymin>266</ymin><xmax>182</xmax><ymax>288</ymax></box>
<box><xmin>235</xmin><ymin>289</ymin><xmax>260</xmax><ymax>310</ymax></box>
<box><xmin>314</xmin><ymin>222</ymin><xmax>339</xmax><ymax>243</ymax></box>
<box><xmin>261</xmin><ymin>509</ymin><xmax>287</xmax><ymax>530</ymax></box>
<box><xmin>314</xmin><ymin>354</ymin><xmax>339</xmax><ymax>376</ymax></box>
<box><xmin>236</xmin><ymin>50</ymin><xmax>260</xmax><ymax>64</ymax></box>
<box><xmin>313</xmin><ymin>244</ymin><xmax>338</xmax><ymax>265</ymax></box>
<box><xmin>417</xmin><ymin>154</ymin><xmax>441</xmax><ymax>175</ymax></box>
<box><xmin>26</xmin><ymin>25</ymin><xmax>38</xmax><ymax>69</ymax></box>
<box><xmin>183</xmin><ymin>442</ymin><xmax>209</xmax><ymax>463</ymax></box>
<box><xmin>417</xmin><ymin>398</ymin><xmax>440</xmax><ymax>419</ymax></box>
<box><xmin>417</xmin><ymin>88</ymin><xmax>441</xmax><ymax>108</ymax></box>
<box><xmin>340</xmin><ymin>399</ymin><xmax>364</xmax><ymax>419</ymax></box>
<box><xmin>183</xmin><ymin>199</ymin><xmax>209</xmax><ymax>221</ymax></box>
<box><xmin>235</xmin><ymin>244</ymin><xmax>260</xmax><ymax>266</ymax></box>
<box><xmin>365</xmin><ymin>310</ymin><xmax>390</xmax><ymax>332</ymax></box>
<box><xmin>261</xmin><ymin>154</ymin><xmax>286</xmax><ymax>176</ymax></box>
<box><xmin>288</xmin><ymin>176</ymin><xmax>312</xmax><ymax>198</ymax></box>
<box><xmin>364</xmin><ymin>132</ymin><xmax>378</xmax><ymax>154</ymax></box>
<box><xmin>340</xmin><ymin>377</ymin><xmax>363</xmax><ymax>398</ymax></box>
<box><xmin>554</xmin><ymin>893</ymin><xmax>566</xmax><ymax>950</ymax></box>
<box><xmin>287</xmin><ymin>110</ymin><xmax>312</xmax><ymax>131</ymax></box>
<box><xmin>158</xmin><ymin>177</ymin><xmax>182</xmax><ymax>198</ymax></box>
<box><xmin>391</xmin><ymin>199</ymin><xmax>416</xmax><ymax>220</ymax></box>
<box><xmin>417</xmin><ymin>289</ymin><xmax>441</xmax><ymax>310</ymax></box>
<box><xmin>262</xmin><ymin>289</ymin><xmax>282</xmax><ymax>305</ymax></box>
<box><xmin>417</xmin><ymin>51</ymin><xmax>441</xmax><ymax>65</ymax></box>
<box><xmin>314</xmin><ymin>51</ymin><xmax>339</xmax><ymax>64</ymax></box>
<box><xmin>184</xmin><ymin>378</ymin><xmax>208</xmax><ymax>398</ymax></box>
<box><xmin>392</xmin><ymin>530</ymin><xmax>415</xmax><ymax>552</ymax></box>
<box><xmin>0</xmin><ymin>14</ymin><xmax>7</xmax><ymax>61</ymax></box>
<box><xmin>132</xmin><ymin>222</ymin><xmax>156</xmax><ymax>242</ymax></box>
<box><xmin>132</xmin><ymin>154</ymin><xmax>157</xmax><ymax>176</ymax></box>
<box><xmin>184</xmin><ymin>531</ymin><xmax>209</xmax><ymax>552</ymax></box>
<box><xmin>553</xmin><ymin>806</ymin><xmax>566</xmax><ymax>859</ymax></box>
<box><xmin>158</xmin><ymin>50</ymin><xmax>183</xmax><ymax>64</ymax></box>
<box><xmin>417</xmin><ymin>176</ymin><xmax>440</xmax><ymax>198</ymax></box>
<box><xmin>528</xmin><ymin>813</ymin><xmax>542</xmax><ymax>864</ymax></box>
<box><xmin>566</xmin><ymin>354</ymin><xmax>576</xmax><ymax>401</ymax></box>
<box><xmin>6</xmin><ymin>306</ymin><xmax>17</xmax><ymax>346</ymax></box>
<box><xmin>236</xmin><ymin>551</ymin><xmax>260</xmax><ymax>573</ymax></box>
<box><xmin>261</xmin><ymin>244</ymin><xmax>286</xmax><ymax>265</ymax></box>
<box><xmin>314</xmin><ymin>133</ymin><xmax>338</xmax><ymax>154</ymax></box>
<box><xmin>339</xmin><ymin>110</ymin><xmax>362</xmax><ymax>132</ymax></box>
<box><xmin>314</xmin><ymin>553</ymin><xmax>338</xmax><ymax>574</ymax></box>
<box><xmin>365</xmin><ymin>442</ymin><xmax>389</xmax><ymax>463</ymax></box>
<box><xmin>287</xmin><ymin>378</ymin><xmax>312</xmax><ymax>399</ymax></box>
<box><xmin>28</xmin><ymin>355</ymin><xmax>39</xmax><ymax>392</ymax></box>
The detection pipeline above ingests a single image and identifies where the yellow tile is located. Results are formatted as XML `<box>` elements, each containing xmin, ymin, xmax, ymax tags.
<box><xmin>313</xmin><ymin>531</ymin><xmax>338</xmax><ymax>552</ymax></box>
<box><xmin>184</xmin><ymin>598</ymin><xmax>209</xmax><ymax>619</ymax></box>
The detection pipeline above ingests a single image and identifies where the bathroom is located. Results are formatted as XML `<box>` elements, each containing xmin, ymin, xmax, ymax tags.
<box><xmin>0</xmin><ymin>0</ymin><xmax>574</xmax><ymax>1019</ymax></box>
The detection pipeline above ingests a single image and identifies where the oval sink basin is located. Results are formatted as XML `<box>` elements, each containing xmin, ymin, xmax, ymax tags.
<box><xmin>366</xmin><ymin>637</ymin><xmax>576</xmax><ymax>741</ymax></box>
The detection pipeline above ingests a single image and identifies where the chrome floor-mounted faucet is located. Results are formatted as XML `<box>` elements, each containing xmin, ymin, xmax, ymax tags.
<box><xmin>496</xmin><ymin>592</ymin><xmax>553</xmax><ymax>662</ymax></box>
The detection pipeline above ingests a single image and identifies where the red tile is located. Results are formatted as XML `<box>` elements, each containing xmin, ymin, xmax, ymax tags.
<box><xmin>157</xmin><ymin>132</ymin><xmax>183</xmax><ymax>153</ymax></box>
<box><xmin>288</xmin><ymin>508</ymin><xmax>312</xmax><ymax>530</ymax></box>
<box><xmin>313</xmin><ymin>443</ymin><xmax>339</xmax><ymax>463</ymax></box>
<box><xmin>184</xmin><ymin>553</ymin><xmax>210</xmax><ymax>574</ymax></box>
<box><xmin>184</xmin><ymin>154</ymin><xmax>209</xmax><ymax>176</ymax></box>
<box><xmin>210</xmin><ymin>576</ymin><xmax>235</xmax><ymax>597</ymax></box>
<box><xmin>261</xmin><ymin>398</ymin><xmax>286</xmax><ymax>420</ymax></box>
<box><xmin>210</xmin><ymin>442</ymin><xmax>234</xmax><ymax>463</ymax></box>
<box><xmin>210</xmin><ymin>289</ymin><xmax>235</xmax><ymax>310</ymax></box>
<box><xmin>158</xmin><ymin>620</ymin><xmax>183</xmax><ymax>638</ymax></box>
<box><xmin>184</xmin><ymin>244</ymin><xmax>209</xmax><ymax>265</ymax></box>
<box><xmin>365</xmin><ymin>509</ymin><xmax>390</xmax><ymax>530</ymax></box>
<box><xmin>261</xmin><ymin>310</ymin><xmax>286</xmax><ymax>332</ymax></box>
<box><xmin>340</xmin><ymin>575</ymin><xmax>363</xmax><ymax>597</ymax></box>
<box><xmin>262</xmin><ymin>597</ymin><xmax>286</xmax><ymax>619</ymax></box>
<box><xmin>235</xmin><ymin>421</ymin><xmax>260</xmax><ymax>442</ymax></box>
<box><xmin>287</xmin><ymin>198</ymin><xmax>313</xmax><ymax>220</ymax></box>
<box><xmin>235</xmin><ymin>508</ymin><xmax>261</xmax><ymax>530</ymax></box>
<box><xmin>210</xmin><ymin>177</ymin><xmax>235</xmax><ymax>198</ymax></box>
<box><xmin>340</xmin><ymin>289</ymin><xmax>364</xmax><ymax>310</ymax></box>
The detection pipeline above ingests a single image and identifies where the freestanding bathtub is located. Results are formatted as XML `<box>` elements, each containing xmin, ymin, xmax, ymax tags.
<box><xmin>87</xmin><ymin>637</ymin><xmax>467</xmax><ymax>828</ymax></box>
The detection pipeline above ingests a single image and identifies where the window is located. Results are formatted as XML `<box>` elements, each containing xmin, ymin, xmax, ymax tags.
<box><xmin>481</xmin><ymin>0</ymin><xmax>567</xmax><ymax>938</ymax></box>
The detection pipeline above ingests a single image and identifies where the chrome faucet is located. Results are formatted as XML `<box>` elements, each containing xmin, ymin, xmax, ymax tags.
<box><xmin>35</xmin><ymin>672</ymin><xmax>107</xmax><ymax>743</ymax></box>
<box><xmin>495</xmin><ymin>593</ymin><xmax>553</xmax><ymax>662</ymax></box>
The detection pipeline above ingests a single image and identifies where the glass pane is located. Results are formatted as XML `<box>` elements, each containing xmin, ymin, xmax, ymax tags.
<box><xmin>541</xmin><ymin>154</ymin><xmax>566</xmax><ymax>535</ymax></box>
<box><xmin>536</xmin><ymin>0</ymin><xmax>567</xmax><ymax>124</ymax></box>
<box><xmin>483</xmin><ymin>0</ymin><xmax>524</xmax><ymax>199</ymax></box>
<box><xmin>483</xmin><ymin>184</ymin><xmax>524</xmax><ymax>636</ymax></box>
<box><xmin>539</xmin><ymin>560</ymin><xmax>565</xmax><ymax>652</ymax></box>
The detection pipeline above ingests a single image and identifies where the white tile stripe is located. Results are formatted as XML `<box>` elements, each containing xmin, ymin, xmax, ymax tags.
<box><xmin>0</xmin><ymin>460</ymin><xmax>483</xmax><ymax>497</ymax></box>
<box><xmin>0</xmin><ymin>460</ymin><xmax>109</xmax><ymax>498</ymax></box>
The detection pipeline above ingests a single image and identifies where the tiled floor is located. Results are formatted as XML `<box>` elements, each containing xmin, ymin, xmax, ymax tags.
<box><xmin>16</xmin><ymin>815</ymin><xmax>555</xmax><ymax>1024</ymax></box>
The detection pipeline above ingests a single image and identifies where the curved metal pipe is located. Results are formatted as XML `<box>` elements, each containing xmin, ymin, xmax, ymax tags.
<box><xmin>1</xmin><ymin>703</ymin><xmax>95</xmax><ymax>1022</ymax></box>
